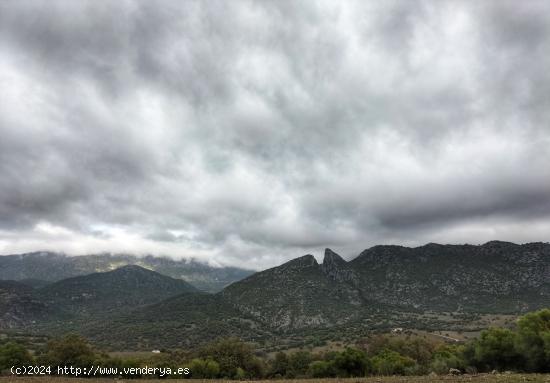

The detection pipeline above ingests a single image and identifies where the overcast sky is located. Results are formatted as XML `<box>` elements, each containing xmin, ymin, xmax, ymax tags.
<box><xmin>0</xmin><ymin>1</ymin><xmax>549</xmax><ymax>269</ymax></box>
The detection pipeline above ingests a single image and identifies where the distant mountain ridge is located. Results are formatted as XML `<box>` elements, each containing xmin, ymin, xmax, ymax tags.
<box><xmin>37</xmin><ymin>265</ymin><xmax>197</xmax><ymax>316</ymax></box>
<box><xmin>2</xmin><ymin>241</ymin><xmax>549</xmax><ymax>350</ymax></box>
<box><xmin>1</xmin><ymin>265</ymin><xmax>198</xmax><ymax>330</ymax></box>
<box><xmin>0</xmin><ymin>252</ymin><xmax>254</xmax><ymax>292</ymax></box>
<box><xmin>349</xmin><ymin>241</ymin><xmax>550</xmax><ymax>312</ymax></box>
<box><xmin>220</xmin><ymin>241</ymin><xmax>550</xmax><ymax>329</ymax></box>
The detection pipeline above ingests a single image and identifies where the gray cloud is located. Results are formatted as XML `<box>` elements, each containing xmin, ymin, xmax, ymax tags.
<box><xmin>0</xmin><ymin>0</ymin><xmax>549</xmax><ymax>268</ymax></box>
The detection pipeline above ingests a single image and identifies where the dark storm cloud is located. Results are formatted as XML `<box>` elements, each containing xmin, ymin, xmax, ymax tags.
<box><xmin>0</xmin><ymin>1</ymin><xmax>549</xmax><ymax>268</ymax></box>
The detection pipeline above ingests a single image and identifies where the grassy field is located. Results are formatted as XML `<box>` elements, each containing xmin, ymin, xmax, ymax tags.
<box><xmin>2</xmin><ymin>375</ymin><xmax>550</xmax><ymax>383</ymax></box>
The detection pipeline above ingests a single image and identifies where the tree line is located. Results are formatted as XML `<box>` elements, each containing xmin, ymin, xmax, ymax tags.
<box><xmin>1</xmin><ymin>308</ymin><xmax>550</xmax><ymax>379</ymax></box>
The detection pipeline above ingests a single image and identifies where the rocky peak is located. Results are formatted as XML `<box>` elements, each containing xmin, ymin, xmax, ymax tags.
<box><xmin>283</xmin><ymin>254</ymin><xmax>318</xmax><ymax>269</ymax></box>
<box><xmin>264</xmin><ymin>254</ymin><xmax>320</xmax><ymax>276</ymax></box>
<box><xmin>321</xmin><ymin>249</ymin><xmax>357</xmax><ymax>283</ymax></box>
<box><xmin>322</xmin><ymin>248</ymin><xmax>347</xmax><ymax>267</ymax></box>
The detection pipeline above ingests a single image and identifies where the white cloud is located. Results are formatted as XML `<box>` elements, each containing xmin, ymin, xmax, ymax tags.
<box><xmin>0</xmin><ymin>1</ymin><xmax>549</xmax><ymax>268</ymax></box>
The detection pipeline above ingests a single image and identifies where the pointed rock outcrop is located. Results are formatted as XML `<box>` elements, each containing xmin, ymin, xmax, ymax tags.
<box><xmin>322</xmin><ymin>248</ymin><xmax>345</xmax><ymax>276</ymax></box>
<box><xmin>321</xmin><ymin>248</ymin><xmax>358</xmax><ymax>283</ymax></box>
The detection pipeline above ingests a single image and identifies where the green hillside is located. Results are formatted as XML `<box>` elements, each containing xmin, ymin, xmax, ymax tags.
<box><xmin>37</xmin><ymin>265</ymin><xmax>197</xmax><ymax>318</ymax></box>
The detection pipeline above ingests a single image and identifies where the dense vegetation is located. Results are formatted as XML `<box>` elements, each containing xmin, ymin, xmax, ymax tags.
<box><xmin>2</xmin><ymin>309</ymin><xmax>549</xmax><ymax>379</ymax></box>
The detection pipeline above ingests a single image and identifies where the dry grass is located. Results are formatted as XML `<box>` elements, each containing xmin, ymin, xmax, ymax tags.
<box><xmin>2</xmin><ymin>375</ymin><xmax>550</xmax><ymax>383</ymax></box>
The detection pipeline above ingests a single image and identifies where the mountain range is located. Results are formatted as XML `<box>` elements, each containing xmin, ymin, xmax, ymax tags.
<box><xmin>0</xmin><ymin>252</ymin><xmax>254</xmax><ymax>292</ymax></box>
<box><xmin>1</xmin><ymin>241</ymin><xmax>549</xmax><ymax>350</ymax></box>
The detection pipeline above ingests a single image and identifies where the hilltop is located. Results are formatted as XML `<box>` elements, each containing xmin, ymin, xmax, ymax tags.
<box><xmin>1</xmin><ymin>266</ymin><xmax>197</xmax><ymax>330</ymax></box>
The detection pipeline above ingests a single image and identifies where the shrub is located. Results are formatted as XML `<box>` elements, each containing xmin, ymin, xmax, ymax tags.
<box><xmin>430</xmin><ymin>344</ymin><xmax>465</xmax><ymax>374</ymax></box>
<box><xmin>198</xmin><ymin>337</ymin><xmax>264</xmax><ymax>379</ymax></box>
<box><xmin>371</xmin><ymin>349</ymin><xmax>416</xmax><ymax>375</ymax></box>
<box><xmin>469</xmin><ymin>327</ymin><xmax>520</xmax><ymax>371</ymax></box>
<box><xmin>287</xmin><ymin>351</ymin><xmax>313</xmax><ymax>377</ymax></box>
<box><xmin>333</xmin><ymin>347</ymin><xmax>369</xmax><ymax>377</ymax></box>
<box><xmin>515</xmin><ymin>309</ymin><xmax>550</xmax><ymax>372</ymax></box>
<box><xmin>0</xmin><ymin>342</ymin><xmax>33</xmax><ymax>371</ymax></box>
<box><xmin>270</xmin><ymin>351</ymin><xmax>288</xmax><ymax>377</ymax></box>
<box><xmin>309</xmin><ymin>360</ymin><xmax>336</xmax><ymax>377</ymax></box>
<box><xmin>188</xmin><ymin>358</ymin><xmax>220</xmax><ymax>378</ymax></box>
<box><xmin>38</xmin><ymin>334</ymin><xmax>97</xmax><ymax>368</ymax></box>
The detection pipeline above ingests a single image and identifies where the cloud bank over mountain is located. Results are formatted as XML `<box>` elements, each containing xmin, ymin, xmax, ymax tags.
<box><xmin>0</xmin><ymin>1</ymin><xmax>549</xmax><ymax>268</ymax></box>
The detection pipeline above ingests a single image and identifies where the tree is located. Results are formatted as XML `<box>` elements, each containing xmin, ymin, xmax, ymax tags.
<box><xmin>309</xmin><ymin>360</ymin><xmax>336</xmax><ymax>377</ymax></box>
<box><xmin>235</xmin><ymin>367</ymin><xmax>246</xmax><ymax>380</ymax></box>
<box><xmin>188</xmin><ymin>358</ymin><xmax>220</xmax><ymax>378</ymax></box>
<box><xmin>516</xmin><ymin>309</ymin><xmax>550</xmax><ymax>372</ymax></box>
<box><xmin>395</xmin><ymin>337</ymin><xmax>436</xmax><ymax>365</ymax></box>
<box><xmin>38</xmin><ymin>334</ymin><xmax>97</xmax><ymax>368</ymax></box>
<box><xmin>542</xmin><ymin>332</ymin><xmax>550</xmax><ymax>365</ymax></box>
<box><xmin>198</xmin><ymin>337</ymin><xmax>264</xmax><ymax>379</ymax></box>
<box><xmin>370</xmin><ymin>349</ymin><xmax>416</xmax><ymax>375</ymax></box>
<box><xmin>0</xmin><ymin>342</ymin><xmax>33</xmax><ymax>371</ymax></box>
<box><xmin>270</xmin><ymin>352</ymin><xmax>289</xmax><ymax>377</ymax></box>
<box><xmin>333</xmin><ymin>347</ymin><xmax>370</xmax><ymax>377</ymax></box>
<box><xmin>287</xmin><ymin>351</ymin><xmax>313</xmax><ymax>377</ymax></box>
<box><xmin>470</xmin><ymin>327</ymin><xmax>519</xmax><ymax>371</ymax></box>
<box><xmin>430</xmin><ymin>345</ymin><xmax>465</xmax><ymax>374</ymax></box>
